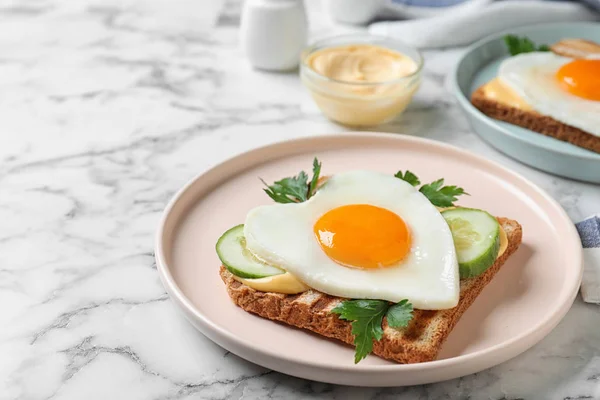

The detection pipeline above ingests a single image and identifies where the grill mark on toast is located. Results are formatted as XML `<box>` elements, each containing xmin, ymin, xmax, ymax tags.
<box><xmin>403</xmin><ymin>310</ymin><xmax>437</xmax><ymax>340</ymax></box>
<box><xmin>311</xmin><ymin>295</ymin><xmax>334</xmax><ymax>313</ymax></box>
<box><xmin>285</xmin><ymin>293</ymin><xmax>302</xmax><ymax>303</ymax></box>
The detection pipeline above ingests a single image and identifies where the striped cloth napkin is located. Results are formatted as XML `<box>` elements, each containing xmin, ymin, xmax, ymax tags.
<box><xmin>576</xmin><ymin>215</ymin><xmax>600</xmax><ymax>304</ymax></box>
<box><xmin>367</xmin><ymin>0</ymin><xmax>599</xmax><ymax>48</ymax></box>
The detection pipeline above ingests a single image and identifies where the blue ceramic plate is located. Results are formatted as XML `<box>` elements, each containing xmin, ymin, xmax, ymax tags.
<box><xmin>452</xmin><ymin>22</ymin><xmax>600</xmax><ymax>183</ymax></box>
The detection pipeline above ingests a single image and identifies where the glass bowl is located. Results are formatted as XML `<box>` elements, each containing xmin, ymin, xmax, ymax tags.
<box><xmin>300</xmin><ymin>34</ymin><xmax>423</xmax><ymax>127</ymax></box>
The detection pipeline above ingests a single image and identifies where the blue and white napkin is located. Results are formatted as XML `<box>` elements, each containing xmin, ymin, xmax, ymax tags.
<box><xmin>576</xmin><ymin>215</ymin><xmax>600</xmax><ymax>304</ymax></box>
<box><xmin>367</xmin><ymin>0</ymin><xmax>600</xmax><ymax>48</ymax></box>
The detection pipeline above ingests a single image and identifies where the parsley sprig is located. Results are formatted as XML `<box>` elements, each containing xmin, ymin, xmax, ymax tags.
<box><xmin>332</xmin><ymin>299</ymin><xmax>414</xmax><ymax>363</ymax></box>
<box><xmin>504</xmin><ymin>35</ymin><xmax>550</xmax><ymax>56</ymax></box>
<box><xmin>395</xmin><ymin>170</ymin><xmax>468</xmax><ymax>207</ymax></box>
<box><xmin>262</xmin><ymin>157</ymin><xmax>322</xmax><ymax>203</ymax></box>
<box><xmin>419</xmin><ymin>179</ymin><xmax>467</xmax><ymax>208</ymax></box>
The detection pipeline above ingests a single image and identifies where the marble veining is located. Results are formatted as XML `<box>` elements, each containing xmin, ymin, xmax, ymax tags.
<box><xmin>1</xmin><ymin>0</ymin><xmax>599</xmax><ymax>399</ymax></box>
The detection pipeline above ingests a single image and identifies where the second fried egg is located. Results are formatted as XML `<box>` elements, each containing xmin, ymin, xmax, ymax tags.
<box><xmin>498</xmin><ymin>52</ymin><xmax>600</xmax><ymax>137</ymax></box>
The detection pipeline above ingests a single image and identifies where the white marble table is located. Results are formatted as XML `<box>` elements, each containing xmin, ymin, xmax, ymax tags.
<box><xmin>2</xmin><ymin>1</ymin><xmax>600</xmax><ymax>399</ymax></box>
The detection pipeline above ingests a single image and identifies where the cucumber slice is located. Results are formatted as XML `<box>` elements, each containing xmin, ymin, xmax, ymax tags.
<box><xmin>216</xmin><ymin>224</ymin><xmax>285</xmax><ymax>279</ymax></box>
<box><xmin>442</xmin><ymin>208</ymin><xmax>501</xmax><ymax>279</ymax></box>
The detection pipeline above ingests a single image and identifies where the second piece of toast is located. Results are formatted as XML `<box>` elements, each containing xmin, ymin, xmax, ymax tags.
<box><xmin>471</xmin><ymin>87</ymin><xmax>600</xmax><ymax>154</ymax></box>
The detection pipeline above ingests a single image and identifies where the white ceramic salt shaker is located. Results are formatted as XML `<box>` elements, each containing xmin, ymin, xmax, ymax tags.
<box><xmin>240</xmin><ymin>0</ymin><xmax>308</xmax><ymax>71</ymax></box>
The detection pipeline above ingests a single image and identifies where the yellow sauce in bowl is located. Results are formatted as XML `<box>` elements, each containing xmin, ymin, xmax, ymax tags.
<box><xmin>307</xmin><ymin>45</ymin><xmax>418</xmax><ymax>85</ymax></box>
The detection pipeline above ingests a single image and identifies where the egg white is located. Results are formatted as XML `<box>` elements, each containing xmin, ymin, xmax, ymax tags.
<box><xmin>498</xmin><ymin>52</ymin><xmax>600</xmax><ymax>137</ymax></box>
<box><xmin>243</xmin><ymin>170</ymin><xmax>459</xmax><ymax>310</ymax></box>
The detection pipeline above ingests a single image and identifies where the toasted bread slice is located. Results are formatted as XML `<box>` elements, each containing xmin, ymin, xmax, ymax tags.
<box><xmin>471</xmin><ymin>87</ymin><xmax>600</xmax><ymax>154</ymax></box>
<box><xmin>550</xmin><ymin>38</ymin><xmax>600</xmax><ymax>59</ymax></box>
<box><xmin>220</xmin><ymin>217</ymin><xmax>523</xmax><ymax>364</ymax></box>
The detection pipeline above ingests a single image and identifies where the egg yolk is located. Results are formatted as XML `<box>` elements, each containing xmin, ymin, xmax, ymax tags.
<box><xmin>313</xmin><ymin>204</ymin><xmax>411</xmax><ymax>269</ymax></box>
<box><xmin>555</xmin><ymin>59</ymin><xmax>600</xmax><ymax>101</ymax></box>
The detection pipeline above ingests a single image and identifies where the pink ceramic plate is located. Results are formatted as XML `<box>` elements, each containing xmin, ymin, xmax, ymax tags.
<box><xmin>155</xmin><ymin>133</ymin><xmax>582</xmax><ymax>387</ymax></box>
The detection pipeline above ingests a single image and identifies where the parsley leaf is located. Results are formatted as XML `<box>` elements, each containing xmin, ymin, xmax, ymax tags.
<box><xmin>394</xmin><ymin>170</ymin><xmax>468</xmax><ymax>207</ymax></box>
<box><xmin>261</xmin><ymin>172</ymin><xmax>309</xmax><ymax>203</ymax></box>
<box><xmin>308</xmin><ymin>157</ymin><xmax>322</xmax><ymax>198</ymax></box>
<box><xmin>394</xmin><ymin>170</ymin><xmax>420</xmax><ymax>187</ymax></box>
<box><xmin>331</xmin><ymin>300</ymin><xmax>388</xmax><ymax>363</ymax></box>
<box><xmin>261</xmin><ymin>158</ymin><xmax>323</xmax><ymax>203</ymax></box>
<box><xmin>393</xmin><ymin>170</ymin><xmax>468</xmax><ymax>207</ymax></box>
<box><xmin>419</xmin><ymin>178</ymin><xmax>468</xmax><ymax>208</ymax></box>
<box><xmin>504</xmin><ymin>35</ymin><xmax>550</xmax><ymax>56</ymax></box>
<box><xmin>386</xmin><ymin>299</ymin><xmax>414</xmax><ymax>328</ymax></box>
<box><xmin>331</xmin><ymin>299</ymin><xmax>414</xmax><ymax>363</ymax></box>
